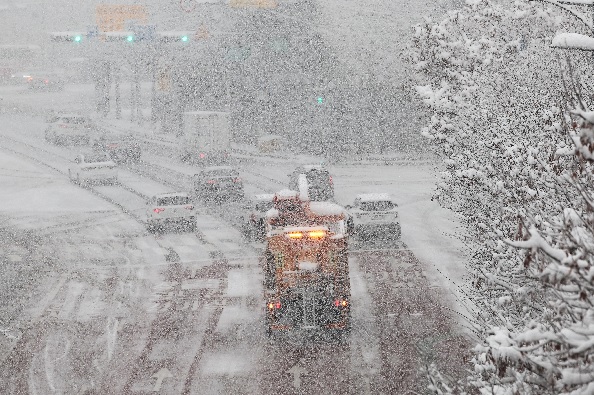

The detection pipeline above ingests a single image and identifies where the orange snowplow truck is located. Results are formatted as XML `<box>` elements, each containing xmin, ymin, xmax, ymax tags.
<box><xmin>264</xmin><ymin>189</ymin><xmax>351</xmax><ymax>339</ymax></box>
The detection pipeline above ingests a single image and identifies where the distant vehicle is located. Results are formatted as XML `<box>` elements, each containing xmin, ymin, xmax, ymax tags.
<box><xmin>242</xmin><ymin>193</ymin><xmax>275</xmax><ymax>240</ymax></box>
<box><xmin>0</xmin><ymin>44</ymin><xmax>42</xmax><ymax>84</ymax></box>
<box><xmin>258</xmin><ymin>134</ymin><xmax>284</xmax><ymax>153</ymax></box>
<box><xmin>27</xmin><ymin>72</ymin><xmax>65</xmax><ymax>91</ymax></box>
<box><xmin>5</xmin><ymin>70</ymin><xmax>32</xmax><ymax>85</ymax></box>
<box><xmin>68</xmin><ymin>151</ymin><xmax>117</xmax><ymax>186</ymax></box>
<box><xmin>146</xmin><ymin>192</ymin><xmax>195</xmax><ymax>232</ymax></box>
<box><xmin>346</xmin><ymin>193</ymin><xmax>401</xmax><ymax>239</ymax></box>
<box><xmin>288</xmin><ymin>164</ymin><xmax>334</xmax><ymax>201</ymax></box>
<box><xmin>92</xmin><ymin>133</ymin><xmax>141</xmax><ymax>163</ymax></box>
<box><xmin>193</xmin><ymin>166</ymin><xmax>244</xmax><ymax>201</ymax></box>
<box><xmin>180</xmin><ymin>111</ymin><xmax>231</xmax><ymax>165</ymax></box>
<box><xmin>45</xmin><ymin>114</ymin><xmax>95</xmax><ymax>145</ymax></box>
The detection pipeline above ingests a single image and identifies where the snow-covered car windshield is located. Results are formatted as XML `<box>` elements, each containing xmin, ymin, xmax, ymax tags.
<box><xmin>156</xmin><ymin>196</ymin><xmax>190</xmax><ymax>206</ymax></box>
<box><xmin>83</xmin><ymin>153</ymin><xmax>111</xmax><ymax>163</ymax></box>
<box><xmin>62</xmin><ymin>117</ymin><xmax>88</xmax><ymax>124</ymax></box>
<box><xmin>202</xmin><ymin>169</ymin><xmax>237</xmax><ymax>177</ymax></box>
<box><xmin>359</xmin><ymin>201</ymin><xmax>395</xmax><ymax>212</ymax></box>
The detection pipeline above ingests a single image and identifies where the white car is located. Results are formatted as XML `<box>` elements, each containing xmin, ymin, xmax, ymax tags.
<box><xmin>146</xmin><ymin>192</ymin><xmax>195</xmax><ymax>232</ymax></box>
<box><xmin>68</xmin><ymin>151</ymin><xmax>117</xmax><ymax>185</ymax></box>
<box><xmin>346</xmin><ymin>193</ymin><xmax>401</xmax><ymax>239</ymax></box>
<box><xmin>45</xmin><ymin>114</ymin><xmax>95</xmax><ymax>145</ymax></box>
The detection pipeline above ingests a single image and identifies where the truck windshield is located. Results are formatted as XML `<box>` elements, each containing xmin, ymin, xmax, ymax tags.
<box><xmin>205</xmin><ymin>169</ymin><xmax>237</xmax><ymax>177</ymax></box>
<box><xmin>84</xmin><ymin>153</ymin><xmax>110</xmax><ymax>163</ymax></box>
<box><xmin>157</xmin><ymin>196</ymin><xmax>190</xmax><ymax>206</ymax></box>
<box><xmin>359</xmin><ymin>201</ymin><xmax>395</xmax><ymax>211</ymax></box>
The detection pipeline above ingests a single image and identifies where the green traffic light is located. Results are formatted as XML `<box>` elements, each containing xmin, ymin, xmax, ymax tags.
<box><xmin>181</xmin><ymin>35</ymin><xmax>189</xmax><ymax>42</ymax></box>
<box><xmin>74</xmin><ymin>35</ymin><xmax>82</xmax><ymax>42</ymax></box>
<box><xmin>126</xmin><ymin>35</ymin><xmax>134</xmax><ymax>42</ymax></box>
<box><xmin>317</xmin><ymin>97</ymin><xmax>324</xmax><ymax>104</ymax></box>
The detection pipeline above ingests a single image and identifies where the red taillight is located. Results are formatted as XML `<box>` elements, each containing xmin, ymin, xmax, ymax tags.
<box><xmin>233</xmin><ymin>178</ymin><xmax>241</xmax><ymax>183</ymax></box>
<box><xmin>184</xmin><ymin>205</ymin><xmax>194</xmax><ymax>210</ymax></box>
<box><xmin>59</xmin><ymin>124</ymin><xmax>70</xmax><ymax>128</ymax></box>
<box><xmin>207</xmin><ymin>179</ymin><xmax>216</xmax><ymax>184</ymax></box>
<box><xmin>267</xmin><ymin>301</ymin><xmax>281</xmax><ymax>310</ymax></box>
<box><xmin>329</xmin><ymin>176</ymin><xmax>333</xmax><ymax>185</ymax></box>
<box><xmin>153</xmin><ymin>208</ymin><xmax>165</xmax><ymax>214</ymax></box>
<box><xmin>44</xmin><ymin>79</ymin><xmax>49</xmax><ymax>84</ymax></box>
<box><xmin>199</xmin><ymin>153</ymin><xmax>206</xmax><ymax>159</ymax></box>
<box><xmin>334</xmin><ymin>299</ymin><xmax>348</xmax><ymax>307</ymax></box>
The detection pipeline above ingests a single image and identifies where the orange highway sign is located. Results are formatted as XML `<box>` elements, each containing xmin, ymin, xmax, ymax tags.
<box><xmin>96</xmin><ymin>5</ymin><xmax>148</xmax><ymax>32</ymax></box>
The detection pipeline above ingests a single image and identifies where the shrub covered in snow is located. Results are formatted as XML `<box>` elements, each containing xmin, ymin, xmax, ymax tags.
<box><xmin>410</xmin><ymin>0</ymin><xmax>594</xmax><ymax>393</ymax></box>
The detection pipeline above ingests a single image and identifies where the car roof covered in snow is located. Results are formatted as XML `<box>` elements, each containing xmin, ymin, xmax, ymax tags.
<box><xmin>152</xmin><ymin>192</ymin><xmax>190</xmax><ymax>199</ymax></box>
<box><xmin>201</xmin><ymin>165</ymin><xmax>235</xmax><ymax>172</ymax></box>
<box><xmin>51</xmin><ymin>113</ymin><xmax>89</xmax><ymax>120</ymax></box>
<box><xmin>275</xmin><ymin>189</ymin><xmax>299</xmax><ymax>198</ymax></box>
<box><xmin>299</xmin><ymin>164</ymin><xmax>327</xmax><ymax>172</ymax></box>
<box><xmin>258</xmin><ymin>134</ymin><xmax>284</xmax><ymax>142</ymax></box>
<box><xmin>356</xmin><ymin>193</ymin><xmax>393</xmax><ymax>202</ymax></box>
<box><xmin>309</xmin><ymin>201</ymin><xmax>347</xmax><ymax>216</ymax></box>
<box><xmin>254</xmin><ymin>193</ymin><xmax>275</xmax><ymax>201</ymax></box>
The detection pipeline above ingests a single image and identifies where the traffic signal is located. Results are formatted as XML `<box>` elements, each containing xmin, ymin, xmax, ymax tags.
<box><xmin>157</xmin><ymin>32</ymin><xmax>194</xmax><ymax>43</ymax></box>
<box><xmin>104</xmin><ymin>32</ymin><xmax>136</xmax><ymax>42</ymax></box>
<box><xmin>316</xmin><ymin>96</ymin><xmax>324</xmax><ymax>104</ymax></box>
<box><xmin>50</xmin><ymin>32</ymin><xmax>87</xmax><ymax>43</ymax></box>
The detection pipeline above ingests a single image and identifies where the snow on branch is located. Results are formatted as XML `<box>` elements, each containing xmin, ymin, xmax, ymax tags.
<box><xmin>506</xmin><ymin>226</ymin><xmax>567</xmax><ymax>262</ymax></box>
<box><xmin>552</xmin><ymin>33</ymin><xmax>594</xmax><ymax>51</ymax></box>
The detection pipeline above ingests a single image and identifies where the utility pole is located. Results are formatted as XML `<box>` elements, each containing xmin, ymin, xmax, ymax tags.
<box><xmin>114</xmin><ymin>62</ymin><xmax>121</xmax><ymax>119</ymax></box>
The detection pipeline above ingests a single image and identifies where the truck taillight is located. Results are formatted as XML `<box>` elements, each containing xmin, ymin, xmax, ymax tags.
<box><xmin>233</xmin><ymin>178</ymin><xmax>241</xmax><ymax>183</ymax></box>
<box><xmin>154</xmin><ymin>208</ymin><xmax>165</xmax><ymax>213</ymax></box>
<box><xmin>184</xmin><ymin>205</ymin><xmax>194</xmax><ymax>210</ymax></box>
<box><xmin>329</xmin><ymin>175</ymin><xmax>333</xmax><ymax>185</ymax></box>
<box><xmin>267</xmin><ymin>301</ymin><xmax>281</xmax><ymax>310</ymax></box>
<box><xmin>199</xmin><ymin>153</ymin><xmax>206</xmax><ymax>159</ymax></box>
<box><xmin>207</xmin><ymin>179</ymin><xmax>216</xmax><ymax>184</ymax></box>
<box><xmin>334</xmin><ymin>299</ymin><xmax>348</xmax><ymax>307</ymax></box>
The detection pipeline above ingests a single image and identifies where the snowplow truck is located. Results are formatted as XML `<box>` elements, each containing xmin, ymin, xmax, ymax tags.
<box><xmin>264</xmin><ymin>189</ymin><xmax>351</xmax><ymax>339</ymax></box>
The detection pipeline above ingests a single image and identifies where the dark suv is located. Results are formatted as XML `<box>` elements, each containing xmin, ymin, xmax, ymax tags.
<box><xmin>288</xmin><ymin>164</ymin><xmax>334</xmax><ymax>201</ymax></box>
<box><xmin>193</xmin><ymin>166</ymin><xmax>244</xmax><ymax>201</ymax></box>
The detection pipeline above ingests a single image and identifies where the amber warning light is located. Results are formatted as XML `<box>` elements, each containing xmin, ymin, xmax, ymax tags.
<box><xmin>285</xmin><ymin>230</ymin><xmax>327</xmax><ymax>239</ymax></box>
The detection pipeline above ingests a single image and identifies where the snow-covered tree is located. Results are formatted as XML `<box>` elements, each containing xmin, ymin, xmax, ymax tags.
<box><xmin>409</xmin><ymin>0</ymin><xmax>594</xmax><ymax>393</ymax></box>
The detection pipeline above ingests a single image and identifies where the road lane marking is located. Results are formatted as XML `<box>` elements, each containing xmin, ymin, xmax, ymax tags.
<box><xmin>152</xmin><ymin>367</ymin><xmax>172</xmax><ymax>392</ymax></box>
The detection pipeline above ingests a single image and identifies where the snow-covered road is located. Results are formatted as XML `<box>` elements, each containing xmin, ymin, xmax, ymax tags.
<box><xmin>0</xmin><ymin>97</ymin><xmax>472</xmax><ymax>394</ymax></box>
